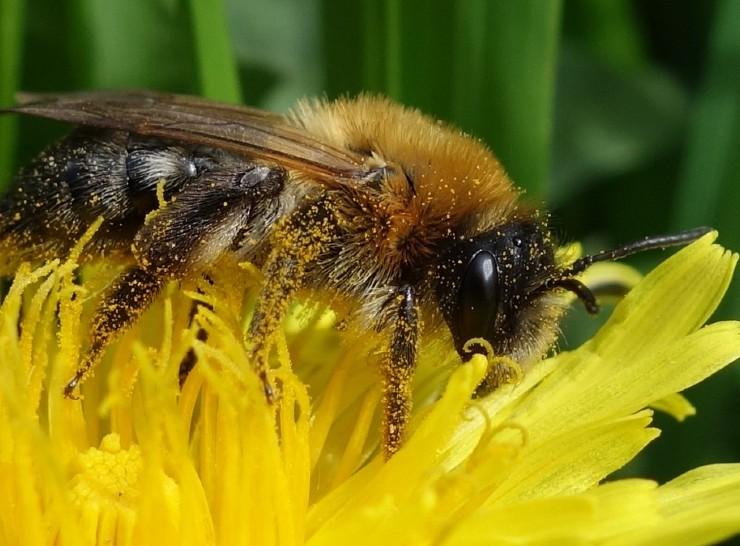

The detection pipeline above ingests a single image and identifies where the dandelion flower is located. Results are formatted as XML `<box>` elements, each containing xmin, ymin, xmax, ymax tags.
<box><xmin>0</xmin><ymin>232</ymin><xmax>739</xmax><ymax>546</ymax></box>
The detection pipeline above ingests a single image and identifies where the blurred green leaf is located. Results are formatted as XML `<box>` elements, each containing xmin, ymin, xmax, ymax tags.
<box><xmin>227</xmin><ymin>0</ymin><xmax>321</xmax><ymax>110</ymax></box>
<box><xmin>563</xmin><ymin>0</ymin><xmax>647</xmax><ymax>73</ymax></box>
<box><xmin>394</xmin><ymin>0</ymin><xmax>455</xmax><ymax>117</ymax></box>
<box><xmin>0</xmin><ymin>0</ymin><xmax>25</xmax><ymax>192</ymax></box>
<box><xmin>78</xmin><ymin>0</ymin><xmax>196</xmax><ymax>91</ymax></box>
<box><xmin>550</xmin><ymin>45</ymin><xmax>687</xmax><ymax>204</ymax></box>
<box><xmin>451</xmin><ymin>0</ymin><xmax>487</xmax><ymax>127</ymax></box>
<box><xmin>674</xmin><ymin>0</ymin><xmax>740</xmax><ymax>317</ymax></box>
<box><xmin>319</xmin><ymin>0</ymin><xmax>561</xmax><ymax>197</ymax></box>
<box><xmin>383</xmin><ymin>0</ymin><xmax>401</xmax><ymax>100</ymax></box>
<box><xmin>319</xmin><ymin>0</ymin><xmax>399</xmax><ymax>98</ymax></box>
<box><xmin>17</xmin><ymin>1</ymin><xmax>93</xmax><ymax>92</ymax></box>
<box><xmin>467</xmin><ymin>1</ymin><xmax>562</xmax><ymax>197</ymax></box>
<box><xmin>190</xmin><ymin>0</ymin><xmax>241</xmax><ymax>102</ymax></box>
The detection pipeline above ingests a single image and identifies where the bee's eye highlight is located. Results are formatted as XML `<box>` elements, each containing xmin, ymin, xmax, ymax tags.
<box><xmin>457</xmin><ymin>251</ymin><xmax>499</xmax><ymax>350</ymax></box>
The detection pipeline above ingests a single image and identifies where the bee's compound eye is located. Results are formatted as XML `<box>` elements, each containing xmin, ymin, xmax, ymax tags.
<box><xmin>457</xmin><ymin>251</ymin><xmax>499</xmax><ymax>349</ymax></box>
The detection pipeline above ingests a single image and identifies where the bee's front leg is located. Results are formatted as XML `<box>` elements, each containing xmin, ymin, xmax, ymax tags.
<box><xmin>247</xmin><ymin>197</ymin><xmax>339</xmax><ymax>402</ymax></box>
<box><xmin>381</xmin><ymin>285</ymin><xmax>420</xmax><ymax>459</ymax></box>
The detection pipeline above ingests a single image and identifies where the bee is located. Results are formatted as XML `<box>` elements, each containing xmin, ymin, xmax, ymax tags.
<box><xmin>0</xmin><ymin>91</ymin><xmax>708</xmax><ymax>457</ymax></box>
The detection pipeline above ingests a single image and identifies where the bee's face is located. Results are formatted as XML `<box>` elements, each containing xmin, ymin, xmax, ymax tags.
<box><xmin>434</xmin><ymin>220</ymin><xmax>561</xmax><ymax>361</ymax></box>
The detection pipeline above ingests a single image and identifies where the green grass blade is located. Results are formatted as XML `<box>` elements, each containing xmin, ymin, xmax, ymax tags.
<box><xmin>674</xmin><ymin>0</ymin><xmax>740</xmax><ymax>229</ymax></box>
<box><xmin>0</xmin><ymin>0</ymin><xmax>25</xmax><ymax>192</ymax></box>
<box><xmin>319</xmin><ymin>1</ymin><xmax>561</xmax><ymax>197</ymax></box>
<box><xmin>394</xmin><ymin>0</ymin><xmax>455</xmax><ymax>118</ymax></box>
<box><xmin>563</xmin><ymin>0</ymin><xmax>647</xmax><ymax>72</ymax></box>
<box><xmin>673</xmin><ymin>0</ymin><xmax>740</xmax><ymax>315</ymax></box>
<box><xmin>451</xmin><ymin>0</ymin><xmax>488</xmax><ymax>128</ymax></box>
<box><xmin>383</xmin><ymin>0</ymin><xmax>402</xmax><ymax>100</ymax></box>
<box><xmin>190</xmin><ymin>0</ymin><xmax>242</xmax><ymax>102</ymax></box>
<box><xmin>361</xmin><ymin>0</ymin><xmax>384</xmax><ymax>92</ymax></box>
<box><xmin>319</xmin><ymin>0</ymin><xmax>362</xmax><ymax>96</ymax></box>
<box><xmin>475</xmin><ymin>1</ymin><xmax>562</xmax><ymax>197</ymax></box>
<box><xmin>80</xmin><ymin>0</ymin><xmax>197</xmax><ymax>91</ymax></box>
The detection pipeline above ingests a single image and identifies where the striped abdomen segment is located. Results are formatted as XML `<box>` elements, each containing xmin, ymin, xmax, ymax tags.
<box><xmin>0</xmin><ymin>128</ymin><xmax>237</xmax><ymax>263</ymax></box>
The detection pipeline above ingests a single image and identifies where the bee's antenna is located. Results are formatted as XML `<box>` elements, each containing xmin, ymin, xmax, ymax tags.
<box><xmin>547</xmin><ymin>277</ymin><xmax>600</xmax><ymax>314</ymax></box>
<box><xmin>560</xmin><ymin>226</ymin><xmax>713</xmax><ymax>278</ymax></box>
<box><xmin>533</xmin><ymin>226</ymin><xmax>712</xmax><ymax>314</ymax></box>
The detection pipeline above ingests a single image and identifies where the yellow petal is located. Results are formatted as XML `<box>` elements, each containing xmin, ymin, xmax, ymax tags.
<box><xmin>484</xmin><ymin>411</ymin><xmax>659</xmax><ymax>505</ymax></box>
<box><xmin>649</xmin><ymin>392</ymin><xmax>696</xmax><ymax>421</ymax></box>
<box><xmin>591</xmin><ymin>232</ymin><xmax>735</xmax><ymax>360</ymax></box>
<box><xmin>1</xmin><ymin>226</ymin><xmax>739</xmax><ymax>546</ymax></box>
<box><xmin>306</xmin><ymin>356</ymin><xmax>487</xmax><ymax>543</ymax></box>
<box><xmin>604</xmin><ymin>464</ymin><xmax>740</xmax><ymax>546</ymax></box>
<box><xmin>445</xmin><ymin>480</ymin><xmax>660</xmax><ymax>545</ymax></box>
<box><xmin>581</xmin><ymin>261</ymin><xmax>643</xmax><ymax>299</ymax></box>
<box><xmin>506</xmin><ymin>236</ymin><xmax>739</xmax><ymax>444</ymax></box>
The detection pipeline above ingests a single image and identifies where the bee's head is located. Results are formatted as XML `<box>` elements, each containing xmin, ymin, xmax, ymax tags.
<box><xmin>434</xmin><ymin>221</ymin><xmax>711</xmax><ymax>362</ymax></box>
<box><xmin>434</xmin><ymin>220</ymin><xmax>560</xmax><ymax>362</ymax></box>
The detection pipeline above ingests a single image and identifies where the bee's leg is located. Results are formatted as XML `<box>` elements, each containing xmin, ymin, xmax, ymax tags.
<box><xmin>381</xmin><ymin>285</ymin><xmax>420</xmax><ymax>459</ymax></box>
<box><xmin>64</xmin><ymin>267</ymin><xmax>163</xmax><ymax>397</ymax></box>
<box><xmin>247</xmin><ymin>198</ymin><xmax>339</xmax><ymax>401</ymax></box>
<box><xmin>178</xmin><ymin>279</ymin><xmax>214</xmax><ymax>386</ymax></box>
<box><xmin>65</xmin><ymin>170</ymin><xmax>282</xmax><ymax>398</ymax></box>
<box><xmin>178</xmin><ymin>326</ymin><xmax>208</xmax><ymax>386</ymax></box>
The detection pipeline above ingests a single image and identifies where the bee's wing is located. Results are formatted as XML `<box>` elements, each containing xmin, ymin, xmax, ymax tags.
<box><xmin>4</xmin><ymin>90</ymin><xmax>367</xmax><ymax>182</ymax></box>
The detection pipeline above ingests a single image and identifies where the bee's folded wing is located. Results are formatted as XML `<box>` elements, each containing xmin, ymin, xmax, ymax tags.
<box><xmin>3</xmin><ymin>90</ymin><xmax>368</xmax><ymax>184</ymax></box>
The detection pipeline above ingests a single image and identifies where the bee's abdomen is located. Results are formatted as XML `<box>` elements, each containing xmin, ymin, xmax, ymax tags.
<box><xmin>124</xmin><ymin>141</ymin><xmax>216</xmax><ymax>216</ymax></box>
<box><xmin>0</xmin><ymin>128</ymin><xmax>219</xmax><ymax>262</ymax></box>
<box><xmin>60</xmin><ymin>130</ymin><xmax>210</xmax><ymax>223</ymax></box>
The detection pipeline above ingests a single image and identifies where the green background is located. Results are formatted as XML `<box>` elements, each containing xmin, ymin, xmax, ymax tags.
<box><xmin>1</xmin><ymin>0</ymin><xmax>738</xmax><ymax>494</ymax></box>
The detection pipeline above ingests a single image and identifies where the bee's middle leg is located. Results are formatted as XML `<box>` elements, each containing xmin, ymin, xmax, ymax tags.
<box><xmin>178</xmin><ymin>301</ymin><xmax>212</xmax><ymax>387</ymax></box>
<box><xmin>246</xmin><ymin>198</ymin><xmax>339</xmax><ymax>401</ymax></box>
<box><xmin>381</xmin><ymin>285</ymin><xmax>420</xmax><ymax>459</ymax></box>
<box><xmin>178</xmin><ymin>273</ymin><xmax>217</xmax><ymax>386</ymax></box>
<box><xmin>64</xmin><ymin>178</ymin><xmax>259</xmax><ymax>398</ymax></box>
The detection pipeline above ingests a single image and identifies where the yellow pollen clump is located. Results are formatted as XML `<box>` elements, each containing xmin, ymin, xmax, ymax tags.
<box><xmin>69</xmin><ymin>434</ymin><xmax>142</xmax><ymax>509</ymax></box>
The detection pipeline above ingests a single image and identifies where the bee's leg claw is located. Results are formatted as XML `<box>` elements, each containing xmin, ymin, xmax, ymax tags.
<box><xmin>63</xmin><ymin>377</ymin><xmax>81</xmax><ymax>400</ymax></box>
<box><xmin>259</xmin><ymin>371</ymin><xmax>275</xmax><ymax>404</ymax></box>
